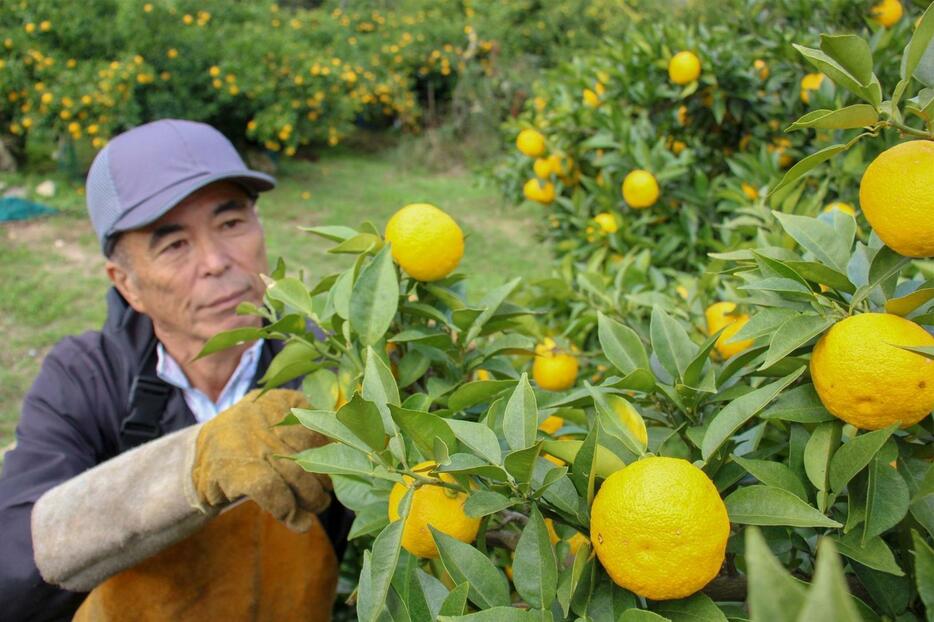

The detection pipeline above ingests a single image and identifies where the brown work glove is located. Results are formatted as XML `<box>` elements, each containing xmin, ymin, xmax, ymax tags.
<box><xmin>191</xmin><ymin>389</ymin><xmax>332</xmax><ymax>533</ymax></box>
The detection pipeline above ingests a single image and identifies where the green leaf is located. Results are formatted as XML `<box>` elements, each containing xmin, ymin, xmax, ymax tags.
<box><xmin>650</xmin><ymin>306</ymin><xmax>696</xmax><ymax>380</ymax></box>
<box><xmin>301</xmin><ymin>369</ymin><xmax>339</xmax><ymax>410</ymax></box>
<box><xmin>863</xmin><ymin>455</ymin><xmax>910</xmax><ymax>542</ymax></box>
<box><xmin>832</xmin><ymin>530</ymin><xmax>904</xmax><ymax>576</ymax></box>
<box><xmin>829</xmin><ymin>426</ymin><xmax>896</xmax><ymax>494</ymax></box>
<box><xmin>328</xmin><ymin>232</ymin><xmax>382</xmax><ymax>254</ymax></box>
<box><xmin>504</xmin><ymin>442</ymin><xmax>543</xmax><ymax>488</ymax></box>
<box><xmin>760</xmin><ymin>384</ymin><xmax>834</xmax><ymax>423</ymax></box>
<box><xmin>390</xmin><ymin>405</ymin><xmax>456</xmax><ymax>461</ymax></box>
<box><xmin>851</xmin><ymin>247</ymin><xmax>910</xmax><ymax>308</ymax></box>
<box><xmin>772</xmin><ymin>212</ymin><xmax>850</xmax><ymax>274</ymax></box>
<box><xmin>362</xmin><ymin>345</ymin><xmax>401</xmax><ymax>432</ymax></box>
<box><xmin>597</xmin><ymin>311</ymin><xmax>650</xmax><ymax>375</ymax></box>
<box><xmin>805</xmin><ymin>422</ymin><xmax>842</xmax><ymax>494</ymax></box>
<box><xmin>784</xmin><ymin>261</ymin><xmax>855</xmax><ymax>293</ymax></box>
<box><xmin>541</xmin><ymin>440</ymin><xmax>627</xmax><ymax>480</ymax></box>
<box><xmin>294</xmin><ymin>443</ymin><xmax>399</xmax><ymax>481</ymax></box>
<box><xmin>265</xmin><ymin>276</ymin><xmax>315</xmax><ymax>316</ymax></box>
<box><xmin>464</xmin><ymin>278</ymin><xmax>522</xmax><ymax>345</ymax></box>
<box><xmin>448</xmin><ymin>380</ymin><xmax>518</xmax><ymax>411</ymax></box>
<box><xmin>337</xmin><ymin>394</ymin><xmax>386</xmax><ymax>451</ymax></box>
<box><xmin>416</xmin><ymin>568</ymin><xmax>451</xmax><ymax>620</ymax></box>
<box><xmin>356</xmin><ymin>550</ymin><xmax>381</xmax><ymax>621</ymax></box>
<box><xmin>746</xmin><ymin>527</ymin><xmax>807</xmax><ymax>622</ymax></box>
<box><xmin>620</xmin><ymin>611</ymin><xmax>669</xmax><ymax>622</ymax></box>
<box><xmin>438</xmin><ymin>453</ymin><xmax>509</xmax><ymax>481</ymax></box>
<box><xmin>819</xmin><ymin>34</ymin><xmax>874</xmax><ymax>86</ymax></box>
<box><xmin>197</xmin><ymin>326</ymin><xmax>264</xmax><ymax>358</ymax></box>
<box><xmin>912</xmin><ymin>530</ymin><xmax>934</xmax><ymax>614</ymax></box>
<box><xmin>701</xmin><ymin>368</ymin><xmax>805</xmax><ymax>461</ymax></box>
<box><xmin>794</xmin><ymin>38</ymin><xmax>879</xmax><ymax>106</ymax></box>
<box><xmin>290</xmin><ymin>407</ymin><xmax>372</xmax><ymax>454</ymax></box>
<box><xmin>513</xmin><ymin>505</ymin><xmax>558</xmax><ymax>611</ymax></box>
<box><xmin>730</xmin><ymin>308</ymin><xmax>797</xmax><ymax>343</ymax></box>
<box><xmin>350</xmin><ymin>245</ymin><xmax>399</xmax><ymax>346</ymax></box>
<box><xmin>787</xmin><ymin>105</ymin><xmax>878</xmax><ymax>131</ymax></box>
<box><xmin>589</xmin><ymin>389</ymin><xmax>647</xmax><ymax>456</ymax></box>
<box><xmin>733</xmin><ymin>456</ymin><xmax>809</xmax><ymax>500</ymax></box>
<box><xmin>503</xmin><ymin>373</ymin><xmax>539</xmax><ymax>451</ymax></box>
<box><xmin>258</xmin><ymin>339</ymin><xmax>319</xmax><ymax>387</ymax></box>
<box><xmin>725</xmin><ymin>485</ymin><xmax>842</xmax><ymax>527</ymax></box>
<box><xmin>653</xmin><ymin>593</ymin><xmax>727</xmax><ymax>622</ymax></box>
<box><xmin>438</xmin><ymin>582</ymin><xmax>470</xmax><ymax>617</ymax></box>
<box><xmin>895</xmin><ymin>344</ymin><xmax>934</xmax><ymax>360</ymax></box>
<box><xmin>447</xmin><ymin>419</ymin><xmax>502</xmax><ymax>465</ymax></box>
<box><xmin>364</xmin><ymin>518</ymin><xmax>407</xmax><ymax>622</ymax></box>
<box><xmin>463</xmin><ymin>491</ymin><xmax>515</xmax><ymax>518</ymax></box>
<box><xmin>901</xmin><ymin>1</ymin><xmax>934</xmax><ymax>81</ymax></box>
<box><xmin>432</xmin><ymin>527</ymin><xmax>511</xmax><ymax>609</ymax></box>
<box><xmin>348</xmin><ymin>503</ymin><xmax>390</xmax><ymax>540</ymax></box>
<box><xmin>769</xmin><ymin>144</ymin><xmax>847</xmax><ymax>198</ymax></box>
<box><xmin>760</xmin><ymin>314</ymin><xmax>835</xmax><ymax>370</ymax></box>
<box><xmin>796</xmin><ymin>538</ymin><xmax>862</xmax><ymax>622</ymax></box>
<box><xmin>884</xmin><ymin>284</ymin><xmax>934</xmax><ymax>316</ymax></box>
<box><xmin>438</xmin><ymin>608</ymin><xmax>548</xmax><ymax>622</ymax></box>
<box><xmin>299</xmin><ymin>224</ymin><xmax>359</xmax><ymax>242</ymax></box>
<box><xmin>398</xmin><ymin>349</ymin><xmax>431</xmax><ymax>389</ymax></box>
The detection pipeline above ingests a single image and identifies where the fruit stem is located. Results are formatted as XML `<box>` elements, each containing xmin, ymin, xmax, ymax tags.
<box><xmin>887</xmin><ymin>119</ymin><xmax>933</xmax><ymax>140</ymax></box>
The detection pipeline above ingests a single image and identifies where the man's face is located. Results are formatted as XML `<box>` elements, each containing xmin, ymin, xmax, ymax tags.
<box><xmin>106</xmin><ymin>181</ymin><xmax>268</xmax><ymax>347</ymax></box>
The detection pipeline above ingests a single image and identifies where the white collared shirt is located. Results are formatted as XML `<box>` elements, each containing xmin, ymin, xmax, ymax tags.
<box><xmin>156</xmin><ymin>339</ymin><xmax>265</xmax><ymax>423</ymax></box>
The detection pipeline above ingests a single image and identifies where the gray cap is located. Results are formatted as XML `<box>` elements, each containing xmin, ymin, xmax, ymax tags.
<box><xmin>86</xmin><ymin>119</ymin><xmax>275</xmax><ymax>255</ymax></box>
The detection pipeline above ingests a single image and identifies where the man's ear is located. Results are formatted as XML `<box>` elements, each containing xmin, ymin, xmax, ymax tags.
<box><xmin>105</xmin><ymin>260</ymin><xmax>146</xmax><ymax>314</ymax></box>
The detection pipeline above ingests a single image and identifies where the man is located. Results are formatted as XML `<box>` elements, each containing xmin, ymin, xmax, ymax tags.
<box><xmin>0</xmin><ymin>120</ymin><xmax>350</xmax><ymax>620</ymax></box>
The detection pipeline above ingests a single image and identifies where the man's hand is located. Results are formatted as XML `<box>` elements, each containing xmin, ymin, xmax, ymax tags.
<box><xmin>190</xmin><ymin>389</ymin><xmax>331</xmax><ymax>533</ymax></box>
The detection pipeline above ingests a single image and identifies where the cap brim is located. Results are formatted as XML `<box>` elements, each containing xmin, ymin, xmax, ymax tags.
<box><xmin>105</xmin><ymin>169</ymin><xmax>275</xmax><ymax>247</ymax></box>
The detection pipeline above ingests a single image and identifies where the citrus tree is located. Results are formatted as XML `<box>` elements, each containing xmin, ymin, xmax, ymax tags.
<box><xmin>192</xmin><ymin>3</ymin><xmax>934</xmax><ymax>620</ymax></box>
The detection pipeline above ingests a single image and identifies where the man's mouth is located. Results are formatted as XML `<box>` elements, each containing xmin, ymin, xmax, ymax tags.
<box><xmin>203</xmin><ymin>288</ymin><xmax>250</xmax><ymax>310</ymax></box>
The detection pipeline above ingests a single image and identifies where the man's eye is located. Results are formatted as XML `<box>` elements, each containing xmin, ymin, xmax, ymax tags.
<box><xmin>162</xmin><ymin>239</ymin><xmax>187</xmax><ymax>254</ymax></box>
<box><xmin>221</xmin><ymin>218</ymin><xmax>244</xmax><ymax>230</ymax></box>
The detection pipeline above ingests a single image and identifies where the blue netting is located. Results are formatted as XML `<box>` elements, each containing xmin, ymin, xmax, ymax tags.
<box><xmin>0</xmin><ymin>197</ymin><xmax>58</xmax><ymax>223</ymax></box>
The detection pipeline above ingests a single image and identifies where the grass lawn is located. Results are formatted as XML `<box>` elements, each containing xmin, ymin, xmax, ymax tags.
<box><xmin>0</xmin><ymin>144</ymin><xmax>549</xmax><ymax>455</ymax></box>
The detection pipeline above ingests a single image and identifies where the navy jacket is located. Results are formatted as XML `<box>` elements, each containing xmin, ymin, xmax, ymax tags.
<box><xmin>0</xmin><ymin>288</ymin><xmax>349</xmax><ymax>621</ymax></box>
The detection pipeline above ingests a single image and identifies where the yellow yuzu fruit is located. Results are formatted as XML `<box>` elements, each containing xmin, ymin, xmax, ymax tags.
<box><xmin>590</xmin><ymin>456</ymin><xmax>730</xmax><ymax>600</ymax></box>
<box><xmin>384</xmin><ymin>203</ymin><xmax>464</xmax><ymax>282</ymax></box>
<box><xmin>810</xmin><ymin>313</ymin><xmax>934</xmax><ymax>430</ymax></box>
<box><xmin>533</xmin><ymin>340</ymin><xmax>579</xmax><ymax>391</ymax></box>
<box><xmin>516</xmin><ymin>128</ymin><xmax>546</xmax><ymax>157</ymax></box>
<box><xmin>823</xmin><ymin>201</ymin><xmax>856</xmax><ymax>217</ymax></box>
<box><xmin>858</xmin><ymin>140</ymin><xmax>934</xmax><ymax>257</ymax></box>
<box><xmin>705</xmin><ymin>302</ymin><xmax>754</xmax><ymax>359</ymax></box>
<box><xmin>622</xmin><ymin>170</ymin><xmax>660</xmax><ymax>209</ymax></box>
<box><xmin>533</xmin><ymin>157</ymin><xmax>553</xmax><ymax>179</ymax></box>
<box><xmin>753</xmin><ymin>59</ymin><xmax>769</xmax><ymax>80</ymax></box>
<box><xmin>741</xmin><ymin>182</ymin><xmax>759</xmax><ymax>201</ymax></box>
<box><xmin>800</xmin><ymin>72</ymin><xmax>824</xmax><ymax>104</ymax></box>
<box><xmin>668</xmin><ymin>51</ymin><xmax>701</xmax><ymax>85</ymax></box>
<box><xmin>523</xmin><ymin>178</ymin><xmax>556</xmax><ymax>204</ymax></box>
<box><xmin>594</xmin><ymin>212</ymin><xmax>619</xmax><ymax>234</ymax></box>
<box><xmin>388</xmin><ymin>461</ymin><xmax>481</xmax><ymax>558</ymax></box>
<box><xmin>545</xmin><ymin>518</ymin><xmax>589</xmax><ymax>555</ymax></box>
<box><xmin>539</xmin><ymin>415</ymin><xmax>565</xmax><ymax>435</ymax></box>
<box><xmin>872</xmin><ymin>0</ymin><xmax>903</xmax><ymax>27</ymax></box>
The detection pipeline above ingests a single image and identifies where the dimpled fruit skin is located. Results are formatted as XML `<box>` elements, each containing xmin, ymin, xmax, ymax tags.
<box><xmin>810</xmin><ymin>313</ymin><xmax>934</xmax><ymax>430</ymax></box>
<box><xmin>388</xmin><ymin>461</ymin><xmax>480</xmax><ymax>558</ymax></box>
<box><xmin>859</xmin><ymin>140</ymin><xmax>934</xmax><ymax>258</ymax></box>
<box><xmin>590</xmin><ymin>456</ymin><xmax>730</xmax><ymax>601</ymax></box>
<box><xmin>384</xmin><ymin>203</ymin><xmax>464</xmax><ymax>282</ymax></box>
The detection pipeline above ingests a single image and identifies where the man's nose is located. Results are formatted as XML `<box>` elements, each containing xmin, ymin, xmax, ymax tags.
<box><xmin>197</xmin><ymin>235</ymin><xmax>232</xmax><ymax>276</ymax></box>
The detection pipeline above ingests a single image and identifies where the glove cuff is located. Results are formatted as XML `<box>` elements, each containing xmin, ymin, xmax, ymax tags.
<box><xmin>32</xmin><ymin>424</ymin><xmax>220</xmax><ymax>592</ymax></box>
